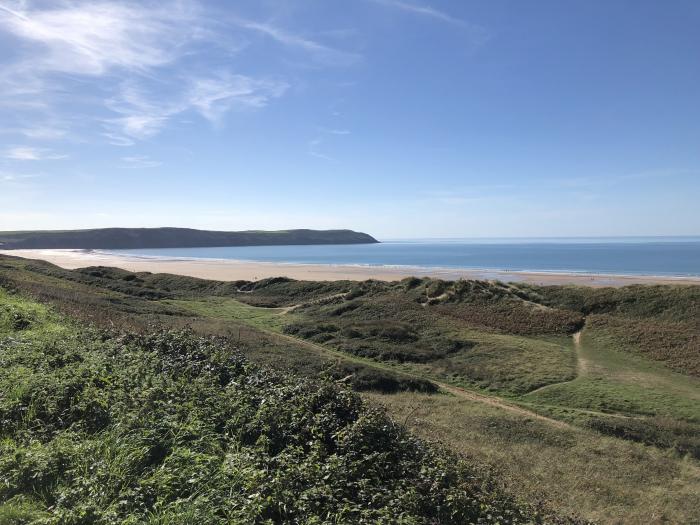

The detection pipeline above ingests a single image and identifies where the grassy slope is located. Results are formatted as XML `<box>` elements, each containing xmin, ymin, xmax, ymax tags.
<box><xmin>276</xmin><ymin>279</ymin><xmax>581</xmax><ymax>395</ymax></box>
<box><xmin>168</xmin><ymin>288</ymin><xmax>700</xmax><ymax>523</ymax></box>
<box><xmin>524</xmin><ymin>330</ymin><xmax>700</xmax><ymax>422</ymax></box>
<box><xmin>0</xmin><ymin>291</ymin><xmax>555</xmax><ymax>524</ymax></box>
<box><xmin>1</xmin><ymin>255</ymin><xmax>699</xmax><ymax>523</ymax></box>
<box><xmin>528</xmin><ymin>284</ymin><xmax>700</xmax><ymax>377</ymax></box>
<box><xmin>370</xmin><ymin>391</ymin><xmax>700</xmax><ymax>525</ymax></box>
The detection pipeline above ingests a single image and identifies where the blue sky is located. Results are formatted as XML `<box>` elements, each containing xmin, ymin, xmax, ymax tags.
<box><xmin>1</xmin><ymin>0</ymin><xmax>699</xmax><ymax>238</ymax></box>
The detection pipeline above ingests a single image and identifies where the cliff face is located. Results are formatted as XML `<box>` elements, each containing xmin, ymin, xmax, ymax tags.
<box><xmin>0</xmin><ymin>228</ymin><xmax>379</xmax><ymax>250</ymax></box>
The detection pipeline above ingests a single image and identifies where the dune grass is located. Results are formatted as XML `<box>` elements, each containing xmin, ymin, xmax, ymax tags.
<box><xmin>1</xmin><ymin>255</ymin><xmax>699</xmax><ymax>523</ymax></box>
<box><xmin>369</xmin><ymin>391</ymin><xmax>700</xmax><ymax>525</ymax></box>
<box><xmin>0</xmin><ymin>294</ymin><xmax>553</xmax><ymax>524</ymax></box>
<box><xmin>164</xmin><ymin>296</ymin><xmax>294</xmax><ymax>332</ymax></box>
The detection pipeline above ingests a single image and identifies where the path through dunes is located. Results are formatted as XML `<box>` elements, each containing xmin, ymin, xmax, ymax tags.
<box><xmin>572</xmin><ymin>327</ymin><xmax>590</xmax><ymax>373</ymax></box>
<box><xmin>523</xmin><ymin>321</ymin><xmax>700</xmax><ymax>424</ymax></box>
<box><xmin>2</xmin><ymin>255</ymin><xmax>699</xmax><ymax>523</ymax></box>
<box><xmin>172</xmin><ymin>294</ymin><xmax>699</xmax><ymax>433</ymax></box>
<box><xmin>523</xmin><ymin>323</ymin><xmax>587</xmax><ymax>396</ymax></box>
<box><xmin>277</xmin><ymin>329</ymin><xmax>578</xmax><ymax>430</ymax></box>
<box><xmin>171</xmin><ymin>293</ymin><xmax>576</xmax><ymax>429</ymax></box>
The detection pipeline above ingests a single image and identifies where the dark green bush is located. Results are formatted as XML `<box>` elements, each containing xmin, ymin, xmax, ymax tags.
<box><xmin>587</xmin><ymin>416</ymin><xmax>700</xmax><ymax>459</ymax></box>
<box><xmin>11</xmin><ymin>310</ymin><xmax>33</xmax><ymax>331</ymax></box>
<box><xmin>331</xmin><ymin>363</ymin><xmax>438</xmax><ymax>394</ymax></box>
<box><xmin>1</xmin><ymin>305</ymin><xmax>34</xmax><ymax>331</ymax></box>
<box><xmin>0</xmin><ymin>327</ymin><xmax>562</xmax><ymax>523</ymax></box>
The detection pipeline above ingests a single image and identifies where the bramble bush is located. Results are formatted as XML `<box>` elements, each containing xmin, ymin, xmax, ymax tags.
<box><xmin>0</xmin><ymin>326</ymin><xmax>572</xmax><ymax>524</ymax></box>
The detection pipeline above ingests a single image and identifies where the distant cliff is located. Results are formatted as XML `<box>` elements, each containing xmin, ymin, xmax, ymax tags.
<box><xmin>0</xmin><ymin>228</ymin><xmax>379</xmax><ymax>250</ymax></box>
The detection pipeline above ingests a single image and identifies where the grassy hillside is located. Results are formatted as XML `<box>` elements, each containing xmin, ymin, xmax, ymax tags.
<box><xmin>0</xmin><ymin>227</ymin><xmax>378</xmax><ymax>250</ymax></box>
<box><xmin>1</xmin><ymin>254</ymin><xmax>699</xmax><ymax>523</ymax></box>
<box><xmin>523</xmin><ymin>284</ymin><xmax>700</xmax><ymax>377</ymax></box>
<box><xmin>0</xmin><ymin>286</ymin><xmax>570</xmax><ymax>523</ymax></box>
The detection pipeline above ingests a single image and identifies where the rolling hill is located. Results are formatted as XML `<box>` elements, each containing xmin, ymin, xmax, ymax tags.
<box><xmin>0</xmin><ymin>227</ymin><xmax>379</xmax><ymax>250</ymax></box>
<box><xmin>1</xmin><ymin>254</ymin><xmax>698</xmax><ymax>523</ymax></box>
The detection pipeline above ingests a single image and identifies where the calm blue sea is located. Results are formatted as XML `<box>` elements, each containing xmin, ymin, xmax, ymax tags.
<box><xmin>107</xmin><ymin>237</ymin><xmax>700</xmax><ymax>277</ymax></box>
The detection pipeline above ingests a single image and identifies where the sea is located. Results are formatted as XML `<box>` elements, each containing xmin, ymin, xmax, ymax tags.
<box><xmin>106</xmin><ymin>237</ymin><xmax>700</xmax><ymax>277</ymax></box>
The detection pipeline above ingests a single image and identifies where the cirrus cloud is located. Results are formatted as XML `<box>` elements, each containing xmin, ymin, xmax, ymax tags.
<box><xmin>0</xmin><ymin>1</ymin><xmax>300</xmax><ymax>147</ymax></box>
<box><xmin>3</xmin><ymin>146</ymin><xmax>67</xmax><ymax>160</ymax></box>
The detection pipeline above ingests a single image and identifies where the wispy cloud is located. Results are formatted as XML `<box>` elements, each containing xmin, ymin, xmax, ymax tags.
<box><xmin>0</xmin><ymin>1</ymin><xmax>290</xmax><ymax>147</ymax></box>
<box><xmin>19</xmin><ymin>125</ymin><xmax>68</xmax><ymax>140</ymax></box>
<box><xmin>0</xmin><ymin>123</ymin><xmax>68</xmax><ymax>140</ymax></box>
<box><xmin>0</xmin><ymin>170</ymin><xmax>41</xmax><ymax>183</ymax></box>
<box><xmin>120</xmin><ymin>155</ymin><xmax>162</xmax><ymax>169</ymax></box>
<box><xmin>103</xmin><ymin>82</ymin><xmax>178</xmax><ymax>142</ymax></box>
<box><xmin>102</xmin><ymin>73</ymin><xmax>288</xmax><ymax>144</ymax></box>
<box><xmin>308</xmin><ymin>137</ymin><xmax>335</xmax><ymax>162</ymax></box>
<box><xmin>307</xmin><ymin>126</ymin><xmax>352</xmax><ymax>162</ymax></box>
<box><xmin>3</xmin><ymin>146</ymin><xmax>67</xmax><ymax>161</ymax></box>
<box><xmin>0</xmin><ymin>1</ymin><xmax>198</xmax><ymax>76</ymax></box>
<box><xmin>320</xmin><ymin>128</ymin><xmax>351</xmax><ymax>135</ymax></box>
<box><xmin>369</xmin><ymin>0</ymin><xmax>490</xmax><ymax>49</ymax></box>
<box><xmin>370</xmin><ymin>0</ymin><xmax>466</xmax><ymax>26</ymax></box>
<box><xmin>188</xmin><ymin>73</ymin><xmax>289</xmax><ymax>121</ymax></box>
<box><xmin>235</xmin><ymin>19</ymin><xmax>362</xmax><ymax>67</ymax></box>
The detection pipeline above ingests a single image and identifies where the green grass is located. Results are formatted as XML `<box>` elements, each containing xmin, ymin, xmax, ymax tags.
<box><xmin>275</xmin><ymin>281</ymin><xmax>580</xmax><ymax>395</ymax></box>
<box><xmin>526</xmin><ymin>283</ymin><xmax>700</xmax><ymax>376</ymax></box>
<box><xmin>369</xmin><ymin>391</ymin><xmax>700</xmax><ymax>525</ymax></box>
<box><xmin>164</xmin><ymin>297</ymin><xmax>294</xmax><ymax>332</ymax></box>
<box><xmin>164</xmin><ymin>292</ymin><xmax>578</xmax><ymax>397</ymax></box>
<box><xmin>405</xmin><ymin>330</ymin><xmax>576</xmax><ymax>395</ymax></box>
<box><xmin>2</xmin><ymin>254</ymin><xmax>700</xmax><ymax>523</ymax></box>
<box><xmin>0</xmin><ymin>292</ymin><xmax>555</xmax><ymax>524</ymax></box>
<box><xmin>584</xmin><ymin>314</ymin><xmax>699</xmax><ymax>377</ymax></box>
<box><xmin>0</xmin><ymin>288</ymin><xmax>68</xmax><ymax>340</ymax></box>
<box><xmin>523</xmin><ymin>328</ymin><xmax>700</xmax><ymax>422</ymax></box>
<box><xmin>525</xmin><ymin>377</ymin><xmax>699</xmax><ymax>421</ymax></box>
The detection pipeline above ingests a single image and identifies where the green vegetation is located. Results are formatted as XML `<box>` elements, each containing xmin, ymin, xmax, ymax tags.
<box><xmin>166</xmin><ymin>296</ymin><xmax>293</xmax><ymax>331</ymax></box>
<box><xmin>0</xmin><ymin>289</ymin><xmax>563</xmax><ymax>523</ymax></box>
<box><xmin>370</xmin><ymin>391</ymin><xmax>700</xmax><ymax>525</ymax></box>
<box><xmin>0</xmin><ymin>227</ymin><xmax>378</xmax><ymax>250</ymax></box>
<box><xmin>526</xmin><ymin>284</ymin><xmax>700</xmax><ymax>376</ymax></box>
<box><xmin>1</xmin><ymin>254</ymin><xmax>699</xmax><ymax>523</ymax></box>
<box><xmin>267</xmin><ymin>279</ymin><xmax>580</xmax><ymax>395</ymax></box>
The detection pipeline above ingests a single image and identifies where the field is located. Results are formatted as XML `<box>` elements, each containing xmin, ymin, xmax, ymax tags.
<box><xmin>1</xmin><ymin>254</ymin><xmax>699</xmax><ymax>523</ymax></box>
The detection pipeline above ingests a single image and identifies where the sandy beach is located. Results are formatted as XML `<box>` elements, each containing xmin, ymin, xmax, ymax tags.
<box><xmin>2</xmin><ymin>249</ymin><xmax>699</xmax><ymax>287</ymax></box>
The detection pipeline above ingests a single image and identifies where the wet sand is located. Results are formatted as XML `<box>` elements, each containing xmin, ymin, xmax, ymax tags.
<box><xmin>2</xmin><ymin>249</ymin><xmax>699</xmax><ymax>287</ymax></box>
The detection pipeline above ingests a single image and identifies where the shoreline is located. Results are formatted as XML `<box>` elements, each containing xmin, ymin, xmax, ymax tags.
<box><xmin>2</xmin><ymin>248</ymin><xmax>700</xmax><ymax>287</ymax></box>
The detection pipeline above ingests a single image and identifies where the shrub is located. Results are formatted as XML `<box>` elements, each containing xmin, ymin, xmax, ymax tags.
<box><xmin>0</xmin><ymin>327</ymin><xmax>561</xmax><ymax>523</ymax></box>
<box><xmin>587</xmin><ymin>416</ymin><xmax>700</xmax><ymax>459</ymax></box>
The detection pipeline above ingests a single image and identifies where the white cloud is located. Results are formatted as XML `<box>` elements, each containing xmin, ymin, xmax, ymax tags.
<box><xmin>369</xmin><ymin>0</ymin><xmax>490</xmax><ymax>49</ymax></box>
<box><xmin>120</xmin><ymin>155</ymin><xmax>162</xmax><ymax>169</ymax></box>
<box><xmin>19</xmin><ymin>125</ymin><xmax>67</xmax><ymax>140</ymax></box>
<box><xmin>188</xmin><ymin>73</ymin><xmax>289</xmax><ymax>122</ymax></box>
<box><xmin>3</xmin><ymin>146</ymin><xmax>67</xmax><ymax>160</ymax></box>
<box><xmin>102</xmin><ymin>81</ymin><xmax>176</xmax><ymax>141</ymax></box>
<box><xmin>308</xmin><ymin>137</ymin><xmax>335</xmax><ymax>162</ymax></box>
<box><xmin>0</xmin><ymin>170</ymin><xmax>41</xmax><ymax>182</ymax></box>
<box><xmin>0</xmin><ymin>123</ymin><xmax>68</xmax><ymax>140</ymax></box>
<box><xmin>0</xmin><ymin>1</ymin><xmax>291</xmax><ymax>146</ymax></box>
<box><xmin>102</xmin><ymin>132</ymin><xmax>135</xmax><ymax>147</ymax></box>
<box><xmin>118</xmin><ymin>115</ymin><xmax>168</xmax><ymax>138</ymax></box>
<box><xmin>307</xmin><ymin>126</ymin><xmax>352</xmax><ymax>161</ymax></box>
<box><xmin>102</xmin><ymin>73</ymin><xmax>288</xmax><ymax>143</ymax></box>
<box><xmin>236</xmin><ymin>19</ymin><xmax>361</xmax><ymax>67</ymax></box>
<box><xmin>0</xmin><ymin>1</ymin><xmax>198</xmax><ymax>76</ymax></box>
<box><xmin>370</xmin><ymin>0</ymin><xmax>466</xmax><ymax>26</ymax></box>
